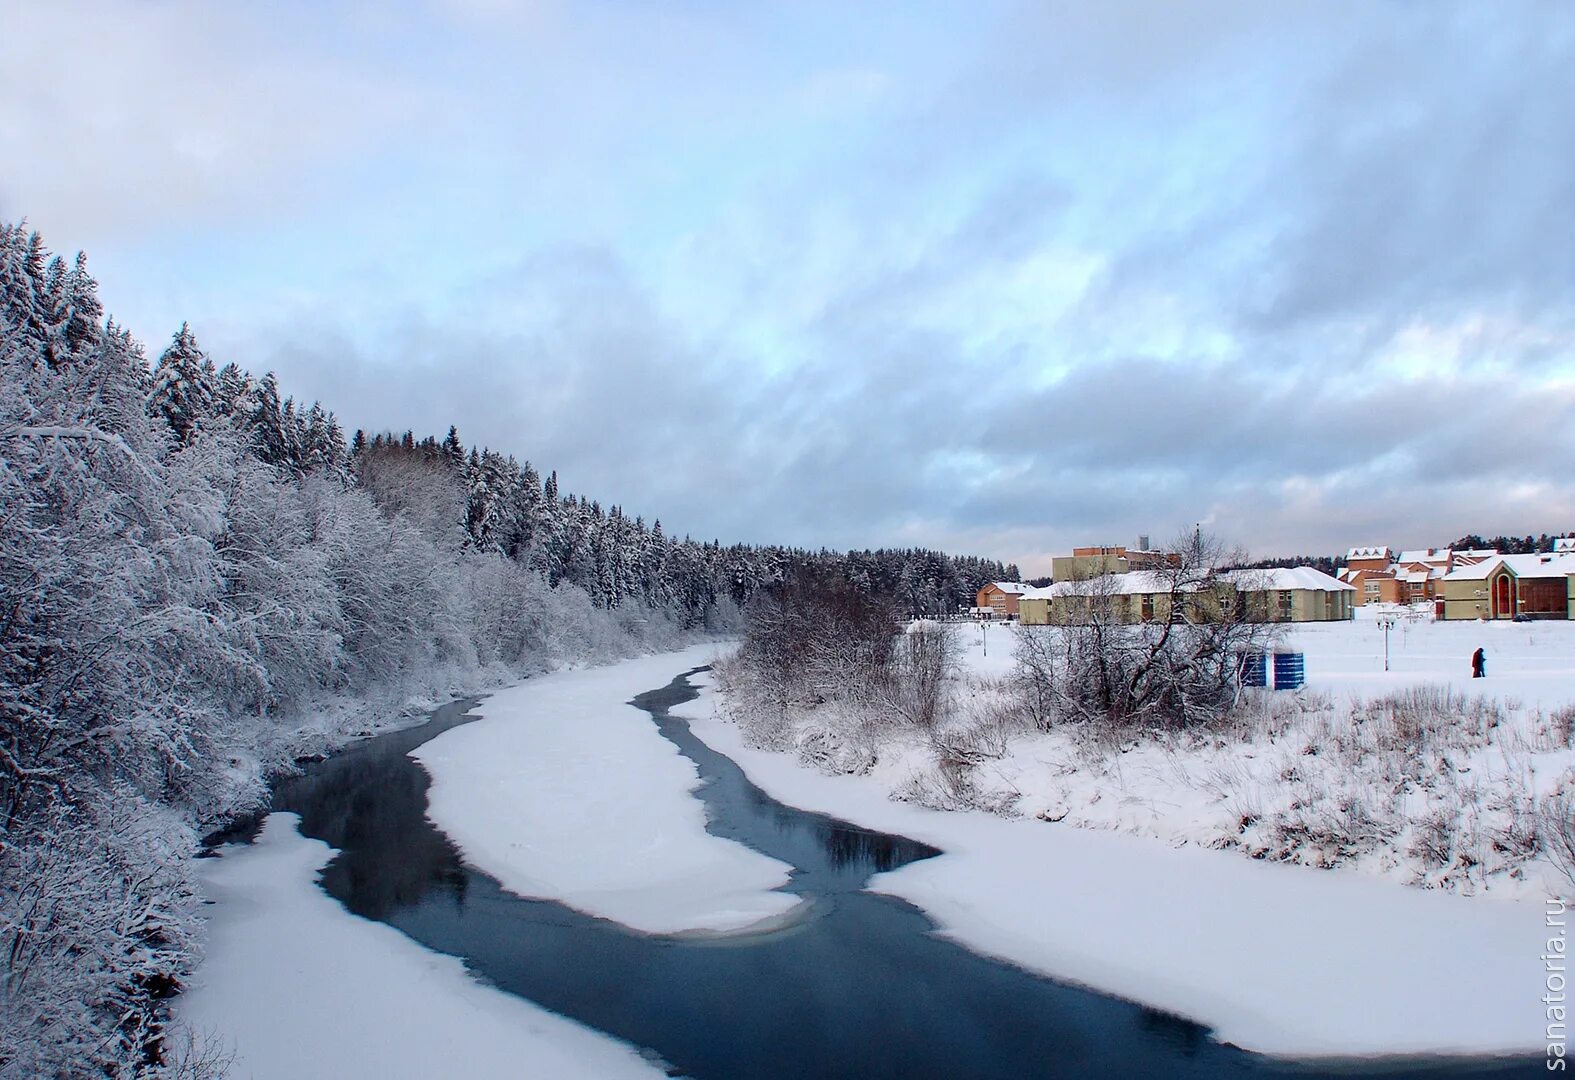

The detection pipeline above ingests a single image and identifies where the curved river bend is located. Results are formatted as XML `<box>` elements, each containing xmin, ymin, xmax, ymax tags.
<box><xmin>230</xmin><ymin>666</ymin><xmax>1534</xmax><ymax>1080</ymax></box>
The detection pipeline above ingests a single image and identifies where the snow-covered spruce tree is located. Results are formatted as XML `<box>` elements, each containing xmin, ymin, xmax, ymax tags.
<box><xmin>147</xmin><ymin>323</ymin><xmax>219</xmax><ymax>446</ymax></box>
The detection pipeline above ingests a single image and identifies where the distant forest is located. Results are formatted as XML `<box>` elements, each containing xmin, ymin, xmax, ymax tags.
<box><xmin>0</xmin><ymin>220</ymin><xmax>1016</xmax><ymax>1077</ymax></box>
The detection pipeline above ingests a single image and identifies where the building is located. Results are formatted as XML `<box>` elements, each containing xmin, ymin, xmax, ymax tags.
<box><xmin>1339</xmin><ymin>546</ymin><xmax>1397</xmax><ymax>607</ymax></box>
<box><xmin>1049</xmin><ymin>542</ymin><xmax>1179</xmax><ymax>582</ymax></box>
<box><xmin>1050</xmin><ymin>546</ymin><xmax>1131</xmax><ymax>582</ymax></box>
<box><xmin>1345</xmin><ymin>546</ymin><xmax>1393</xmax><ymax>573</ymax></box>
<box><xmin>1395</xmin><ymin>566</ymin><xmax>1447</xmax><ymax>604</ymax></box>
<box><xmin>1342</xmin><ymin>565</ymin><xmax>1403</xmax><ymax>606</ymax></box>
<box><xmin>1018</xmin><ymin>566</ymin><xmax>1352</xmax><ymax>625</ymax></box>
<box><xmin>1225</xmin><ymin>567</ymin><xmax>1355</xmax><ymax>622</ymax></box>
<box><xmin>1019</xmin><ymin>571</ymin><xmax>1202</xmax><ymax>625</ymax></box>
<box><xmin>1396</xmin><ymin>548</ymin><xmax>1451</xmax><ymax>569</ymax></box>
<box><xmin>975</xmin><ymin>581</ymin><xmax>1031</xmax><ymax>619</ymax></box>
<box><xmin>1440</xmin><ymin>553</ymin><xmax>1575</xmax><ymax>620</ymax></box>
<box><xmin>1391</xmin><ymin>550</ymin><xmax>1452</xmax><ymax>604</ymax></box>
<box><xmin>1452</xmin><ymin>548</ymin><xmax>1500</xmax><ymax>567</ymax></box>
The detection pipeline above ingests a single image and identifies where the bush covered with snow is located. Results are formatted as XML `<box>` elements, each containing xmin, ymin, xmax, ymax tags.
<box><xmin>718</xmin><ymin>601</ymin><xmax>1575</xmax><ymax>900</ymax></box>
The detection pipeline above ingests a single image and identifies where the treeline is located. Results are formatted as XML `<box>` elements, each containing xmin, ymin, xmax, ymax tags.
<box><xmin>353</xmin><ymin>427</ymin><xmax>1019</xmax><ymax>620</ymax></box>
<box><xmin>1448</xmin><ymin>532</ymin><xmax>1573</xmax><ymax>556</ymax></box>
<box><xmin>1236</xmin><ymin>554</ymin><xmax>1340</xmax><ymax>576</ymax></box>
<box><xmin>0</xmin><ymin>220</ymin><xmax>1015</xmax><ymax>1077</ymax></box>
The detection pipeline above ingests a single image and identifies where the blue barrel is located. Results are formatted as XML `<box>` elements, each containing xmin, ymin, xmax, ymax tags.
<box><xmin>1237</xmin><ymin>651</ymin><xmax>1268</xmax><ymax>687</ymax></box>
<box><xmin>1273</xmin><ymin>651</ymin><xmax>1305</xmax><ymax>691</ymax></box>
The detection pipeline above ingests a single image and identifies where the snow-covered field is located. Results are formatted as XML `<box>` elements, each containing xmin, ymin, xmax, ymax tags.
<box><xmin>1284</xmin><ymin>607</ymin><xmax>1575</xmax><ymax>709</ymax></box>
<box><xmin>176</xmin><ymin>813</ymin><xmax>662</xmax><ymax>1080</ymax></box>
<box><xmin>411</xmin><ymin>643</ymin><xmax>802</xmax><ymax>934</ymax></box>
<box><xmin>930</xmin><ymin>612</ymin><xmax>1575</xmax><ymax>898</ymax></box>
<box><xmin>679</xmin><ymin>667</ymin><xmax>1549</xmax><ymax>1058</ymax></box>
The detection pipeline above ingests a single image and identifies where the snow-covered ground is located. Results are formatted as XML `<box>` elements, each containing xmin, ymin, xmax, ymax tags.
<box><xmin>176</xmin><ymin>813</ymin><xmax>662</xmax><ymax>1080</ymax></box>
<box><xmin>920</xmin><ymin>613</ymin><xmax>1575</xmax><ymax>898</ymax></box>
<box><xmin>678</xmin><ymin>669</ymin><xmax>1549</xmax><ymax>1058</ymax></box>
<box><xmin>1283</xmin><ymin>605</ymin><xmax>1575</xmax><ymax>708</ymax></box>
<box><xmin>411</xmin><ymin>643</ymin><xmax>803</xmax><ymax>935</ymax></box>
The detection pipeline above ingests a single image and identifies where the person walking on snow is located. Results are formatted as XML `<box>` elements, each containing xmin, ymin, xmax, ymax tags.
<box><xmin>1471</xmin><ymin>647</ymin><xmax>1486</xmax><ymax>678</ymax></box>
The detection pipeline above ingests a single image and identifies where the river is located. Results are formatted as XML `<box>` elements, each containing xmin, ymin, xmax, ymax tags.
<box><xmin>224</xmin><ymin>664</ymin><xmax>1535</xmax><ymax>1079</ymax></box>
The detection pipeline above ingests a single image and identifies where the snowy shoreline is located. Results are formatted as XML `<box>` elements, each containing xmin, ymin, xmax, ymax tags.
<box><xmin>678</xmin><ymin>665</ymin><xmax>1548</xmax><ymax>1059</ymax></box>
<box><xmin>177</xmin><ymin>813</ymin><xmax>664</xmax><ymax>1080</ymax></box>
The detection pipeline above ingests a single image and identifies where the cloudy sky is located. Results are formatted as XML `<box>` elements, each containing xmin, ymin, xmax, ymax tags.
<box><xmin>3</xmin><ymin>1</ymin><xmax>1572</xmax><ymax>574</ymax></box>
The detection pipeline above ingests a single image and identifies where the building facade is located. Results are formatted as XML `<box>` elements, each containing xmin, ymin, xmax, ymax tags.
<box><xmin>975</xmin><ymin>581</ymin><xmax>1030</xmax><ymax>619</ymax></box>
<box><xmin>1019</xmin><ymin>567</ymin><xmax>1352</xmax><ymax>625</ymax></box>
<box><xmin>1440</xmin><ymin>553</ymin><xmax>1575</xmax><ymax>620</ymax></box>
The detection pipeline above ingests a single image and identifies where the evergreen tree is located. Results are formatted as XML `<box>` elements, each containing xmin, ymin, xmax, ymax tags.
<box><xmin>147</xmin><ymin>323</ymin><xmax>219</xmax><ymax>445</ymax></box>
<box><xmin>247</xmin><ymin>372</ymin><xmax>289</xmax><ymax>468</ymax></box>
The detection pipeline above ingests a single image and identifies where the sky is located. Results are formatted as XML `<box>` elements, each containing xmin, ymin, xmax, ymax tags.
<box><xmin>3</xmin><ymin>0</ymin><xmax>1572</xmax><ymax>575</ymax></box>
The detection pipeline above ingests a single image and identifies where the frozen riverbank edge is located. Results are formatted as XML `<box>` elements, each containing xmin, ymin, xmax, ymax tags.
<box><xmin>412</xmin><ymin>643</ymin><xmax>802</xmax><ymax>935</ymax></box>
<box><xmin>677</xmin><ymin>668</ymin><xmax>1546</xmax><ymax>1060</ymax></box>
<box><xmin>177</xmin><ymin>813</ymin><xmax>663</xmax><ymax>1080</ymax></box>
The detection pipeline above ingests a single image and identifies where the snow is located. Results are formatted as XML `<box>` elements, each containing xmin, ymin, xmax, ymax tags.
<box><xmin>1224</xmin><ymin>565</ymin><xmax>1354</xmax><ymax>591</ymax></box>
<box><xmin>689</xmin><ymin>617</ymin><xmax>1571</xmax><ymax>1057</ymax></box>
<box><xmin>1443</xmin><ymin>551</ymin><xmax>1575</xmax><ymax>580</ymax></box>
<box><xmin>1346</xmin><ymin>545</ymin><xmax>1391</xmax><ymax>560</ymax></box>
<box><xmin>1292</xmin><ymin>605</ymin><xmax>1575</xmax><ymax>708</ymax></box>
<box><xmin>411</xmin><ymin>643</ymin><xmax>802</xmax><ymax>935</ymax></box>
<box><xmin>1043</xmin><ymin>569</ymin><xmax>1191</xmax><ymax>596</ymax></box>
<box><xmin>177</xmin><ymin>813</ymin><xmax>662</xmax><ymax>1080</ymax></box>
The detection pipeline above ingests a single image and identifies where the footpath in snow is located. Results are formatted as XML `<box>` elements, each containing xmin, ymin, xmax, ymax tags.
<box><xmin>176</xmin><ymin>813</ymin><xmax>662</xmax><ymax>1080</ymax></box>
<box><xmin>411</xmin><ymin>643</ymin><xmax>802</xmax><ymax>935</ymax></box>
<box><xmin>677</xmin><ymin>666</ymin><xmax>1549</xmax><ymax>1059</ymax></box>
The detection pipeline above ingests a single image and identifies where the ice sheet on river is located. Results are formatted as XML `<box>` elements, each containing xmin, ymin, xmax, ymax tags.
<box><xmin>178</xmin><ymin>813</ymin><xmax>662</xmax><ymax>1080</ymax></box>
<box><xmin>411</xmin><ymin>643</ymin><xmax>801</xmax><ymax>935</ymax></box>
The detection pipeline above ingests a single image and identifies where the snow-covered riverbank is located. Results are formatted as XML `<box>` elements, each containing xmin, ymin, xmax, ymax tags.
<box><xmin>177</xmin><ymin>814</ymin><xmax>662</xmax><ymax>1080</ymax></box>
<box><xmin>680</xmin><ymin>666</ymin><xmax>1548</xmax><ymax>1058</ymax></box>
<box><xmin>411</xmin><ymin>643</ymin><xmax>801</xmax><ymax>934</ymax></box>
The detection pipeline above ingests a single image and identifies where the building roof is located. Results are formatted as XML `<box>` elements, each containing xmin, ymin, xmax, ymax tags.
<box><xmin>1033</xmin><ymin>566</ymin><xmax>1353</xmax><ymax>598</ymax></box>
<box><xmin>985</xmin><ymin>581</ymin><xmax>1031</xmax><ymax>595</ymax></box>
<box><xmin>1555</xmin><ymin>538</ymin><xmax>1575</xmax><ymax>553</ymax></box>
<box><xmin>1454</xmin><ymin>549</ymin><xmax>1499</xmax><ymax>561</ymax></box>
<box><xmin>1396</xmin><ymin>548</ymin><xmax>1451</xmax><ymax>565</ymax></box>
<box><xmin>1443</xmin><ymin>552</ymin><xmax>1575</xmax><ymax>581</ymax></box>
<box><xmin>1225</xmin><ymin>566</ymin><xmax>1356</xmax><ymax>592</ymax></box>
<box><xmin>1346</xmin><ymin>546</ymin><xmax>1391</xmax><ymax>560</ymax></box>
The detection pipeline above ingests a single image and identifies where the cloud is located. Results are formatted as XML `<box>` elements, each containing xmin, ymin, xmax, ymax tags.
<box><xmin>5</xmin><ymin>1</ymin><xmax>1573</xmax><ymax>574</ymax></box>
<box><xmin>0</xmin><ymin>1</ymin><xmax>437</xmax><ymax>237</ymax></box>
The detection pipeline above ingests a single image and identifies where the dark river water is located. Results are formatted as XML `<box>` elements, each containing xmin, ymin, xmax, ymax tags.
<box><xmin>231</xmin><ymin>665</ymin><xmax>1537</xmax><ymax>1079</ymax></box>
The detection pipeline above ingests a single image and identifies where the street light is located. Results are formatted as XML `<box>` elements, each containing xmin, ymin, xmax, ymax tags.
<box><xmin>1375</xmin><ymin>613</ymin><xmax>1396</xmax><ymax>672</ymax></box>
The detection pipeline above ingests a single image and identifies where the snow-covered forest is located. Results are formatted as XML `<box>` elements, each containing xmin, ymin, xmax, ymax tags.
<box><xmin>0</xmin><ymin>221</ymin><xmax>1018</xmax><ymax>1078</ymax></box>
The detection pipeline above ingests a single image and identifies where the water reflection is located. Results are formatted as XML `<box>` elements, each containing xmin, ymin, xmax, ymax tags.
<box><xmin>239</xmin><ymin>668</ymin><xmax>1537</xmax><ymax>1080</ymax></box>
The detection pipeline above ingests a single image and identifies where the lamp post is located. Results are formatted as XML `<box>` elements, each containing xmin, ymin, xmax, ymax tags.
<box><xmin>1375</xmin><ymin>613</ymin><xmax>1396</xmax><ymax>672</ymax></box>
